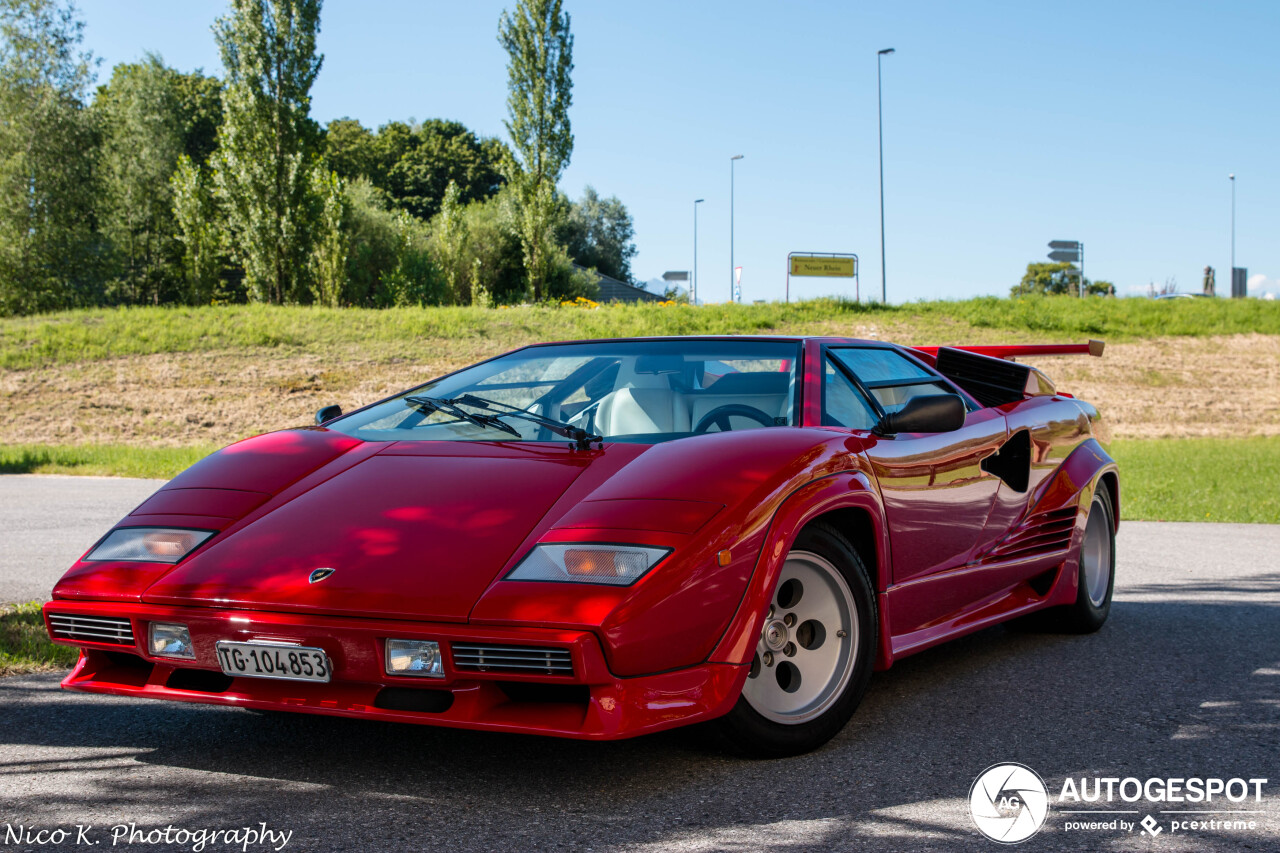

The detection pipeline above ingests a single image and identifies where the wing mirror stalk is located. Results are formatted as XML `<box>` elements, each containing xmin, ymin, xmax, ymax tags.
<box><xmin>872</xmin><ymin>394</ymin><xmax>966</xmax><ymax>437</ymax></box>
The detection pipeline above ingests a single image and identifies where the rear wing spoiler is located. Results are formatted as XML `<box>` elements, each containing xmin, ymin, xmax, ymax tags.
<box><xmin>910</xmin><ymin>339</ymin><xmax>1105</xmax><ymax>360</ymax></box>
<box><xmin>908</xmin><ymin>340</ymin><xmax>1104</xmax><ymax>407</ymax></box>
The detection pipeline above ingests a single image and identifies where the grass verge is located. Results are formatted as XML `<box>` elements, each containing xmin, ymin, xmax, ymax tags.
<box><xmin>1110</xmin><ymin>437</ymin><xmax>1280</xmax><ymax>524</ymax></box>
<box><xmin>0</xmin><ymin>602</ymin><xmax>78</xmax><ymax>676</ymax></box>
<box><xmin>1</xmin><ymin>437</ymin><xmax>1275</xmax><ymax>523</ymax></box>
<box><xmin>0</xmin><ymin>443</ymin><xmax>215</xmax><ymax>479</ymax></box>
<box><xmin>4</xmin><ymin>296</ymin><xmax>1280</xmax><ymax>370</ymax></box>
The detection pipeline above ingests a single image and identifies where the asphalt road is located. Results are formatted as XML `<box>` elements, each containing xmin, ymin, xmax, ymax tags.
<box><xmin>1</xmin><ymin>475</ymin><xmax>1277</xmax><ymax>852</ymax></box>
<box><xmin>0</xmin><ymin>475</ymin><xmax>163</xmax><ymax>604</ymax></box>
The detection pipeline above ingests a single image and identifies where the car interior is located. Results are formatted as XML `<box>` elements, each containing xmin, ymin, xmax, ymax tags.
<box><xmin>563</xmin><ymin>354</ymin><xmax>794</xmax><ymax>438</ymax></box>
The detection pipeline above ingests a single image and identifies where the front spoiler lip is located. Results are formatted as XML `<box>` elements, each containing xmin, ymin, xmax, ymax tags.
<box><xmin>43</xmin><ymin>600</ymin><xmax>747</xmax><ymax>740</ymax></box>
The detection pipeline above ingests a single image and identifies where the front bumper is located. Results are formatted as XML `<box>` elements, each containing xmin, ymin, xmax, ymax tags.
<box><xmin>42</xmin><ymin>600</ymin><xmax>746</xmax><ymax>740</ymax></box>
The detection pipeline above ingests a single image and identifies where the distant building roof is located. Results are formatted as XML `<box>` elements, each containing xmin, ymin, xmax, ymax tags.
<box><xmin>573</xmin><ymin>264</ymin><xmax>664</xmax><ymax>303</ymax></box>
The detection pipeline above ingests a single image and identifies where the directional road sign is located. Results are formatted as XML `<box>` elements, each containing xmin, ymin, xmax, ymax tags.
<box><xmin>1048</xmin><ymin>250</ymin><xmax>1080</xmax><ymax>262</ymax></box>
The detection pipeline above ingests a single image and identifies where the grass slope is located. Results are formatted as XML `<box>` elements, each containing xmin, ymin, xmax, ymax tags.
<box><xmin>4</xmin><ymin>296</ymin><xmax>1280</xmax><ymax>370</ymax></box>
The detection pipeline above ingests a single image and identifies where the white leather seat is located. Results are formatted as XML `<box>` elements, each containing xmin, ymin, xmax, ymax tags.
<box><xmin>594</xmin><ymin>388</ymin><xmax>690</xmax><ymax>436</ymax></box>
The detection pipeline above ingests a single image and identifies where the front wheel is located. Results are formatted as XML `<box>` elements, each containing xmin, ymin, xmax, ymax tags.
<box><xmin>710</xmin><ymin>523</ymin><xmax>877</xmax><ymax>758</ymax></box>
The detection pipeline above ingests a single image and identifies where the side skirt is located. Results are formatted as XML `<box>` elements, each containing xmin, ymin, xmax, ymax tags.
<box><xmin>886</xmin><ymin>552</ymin><xmax>1069</xmax><ymax>661</ymax></box>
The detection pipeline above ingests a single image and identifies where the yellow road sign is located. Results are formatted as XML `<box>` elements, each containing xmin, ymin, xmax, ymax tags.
<box><xmin>789</xmin><ymin>256</ymin><xmax>856</xmax><ymax>277</ymax></box>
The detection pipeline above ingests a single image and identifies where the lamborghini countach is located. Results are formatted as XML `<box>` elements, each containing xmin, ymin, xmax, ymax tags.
<box><xmin>44</xmin><ymin>336</ymin><xmax>1117</xmax><ymax>757</ymax></box>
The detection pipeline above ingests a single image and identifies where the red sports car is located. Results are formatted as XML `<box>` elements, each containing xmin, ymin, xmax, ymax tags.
<box><xmin>44</xmin><ymin>336</ymin><xmax>1118</xmax><ymax>757</ymax></box>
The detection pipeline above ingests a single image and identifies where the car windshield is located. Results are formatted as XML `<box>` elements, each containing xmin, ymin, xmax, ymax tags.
<box><xmin>329</xmin><ymin>339</ymin><xmax>802</xmax><ymax>445</ymax></box>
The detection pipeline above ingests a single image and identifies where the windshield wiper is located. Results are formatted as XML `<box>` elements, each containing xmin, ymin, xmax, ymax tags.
<box><xmin>403</xmin><ymin>395</ymin><xmax>520</xmax><ymax>439</ymax></box>
<box><xmin>452</xmin><ymin>393</ymin><xmax>603</xmax><ymax>450</ymax></box>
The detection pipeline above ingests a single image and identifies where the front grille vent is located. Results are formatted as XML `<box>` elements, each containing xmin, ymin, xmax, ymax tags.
<box><xmin>451</xmin><ymin>644</ymin><xmax>573</xmax><ymax>676</ymax></box>
<box><xmin>48</xmin><ymin>614</ymin><xmax>135</xmax><ymax>646</ymax></box>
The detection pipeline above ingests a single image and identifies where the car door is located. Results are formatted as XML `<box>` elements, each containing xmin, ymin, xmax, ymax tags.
<box><xmin>823</xmin><ymin>346</ymin><xmax>1007</xmax><ymax>586</ymax></box>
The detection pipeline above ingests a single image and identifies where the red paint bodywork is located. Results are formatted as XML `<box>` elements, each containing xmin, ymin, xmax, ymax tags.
<box><xmin>45</xmin><ymin>336</ymin><xmax>1118</xmax><ymax>740</ymax></box>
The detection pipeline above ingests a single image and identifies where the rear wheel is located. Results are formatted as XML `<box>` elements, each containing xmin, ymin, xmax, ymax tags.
<box><xmin>1062</xmin><ymin>487</ymin><xmax>1116</xmax><ymax>633</ymax></box>
<box><xmin>711</xmin><ymin>524</ymin><xmax>876</xmax><ymax>758</ymax></box>
<box><xmin>1017</xmin><ymin>486</ymin><xmax>1116</xmax><ymax>634</ymax></box>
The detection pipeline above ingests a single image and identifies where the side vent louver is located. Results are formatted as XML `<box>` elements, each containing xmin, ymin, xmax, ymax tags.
<box><xmin>989</xmin><ymin>506</ymin><xmax>1079</xmax><ymax>561</ymax></box>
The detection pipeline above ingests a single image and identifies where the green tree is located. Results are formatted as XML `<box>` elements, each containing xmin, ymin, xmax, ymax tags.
<box><xmin>323</xmin><ymin>116</ymin><xmax>375</xmax><ymax>181</ymax></box>
<box><xmin>1013</xmin><ymin>262</ymin><xmax>1077</xmax><ymax>296</ymax></box>
<box><xmin>498</xmin><ymin>0</ymin><xmax>573</xmax><ymax>301</ymax></box>
<box><xmin>341</xmin><ymin>178</ymin><xmax>400</xmax><ymax>306</ymax></box>
<box><xmin>93</xmin><ymin>55</ymin><xmax>185</xmax><ymax>304</ymax></box>
<box><xmin>170</xmin><ymin>153</ymin><xmax>223</xmax><ymax>304</ymax></box>
<box><xmin>171</xmin><ymin>69</ymin><xmax>222</xmax><ymax>164</ymax></box>
<box><xmin>370</xmin><ymin>120</ymin><xmax>412</xmax><ymax>188</ymax></box>
<box><xmin>341</xmin><ymin>177</ymin><xmax>440</xmax><ymax>307</ymax></box>
<box><xmin>432</xmin><ymin>179</ymin><xmax>469</xmax><ymax>304</ymax></box>
<box><xmin>458</xmin><ymin>189</ymin><xmax>526</xmax><ymax>304</ymax></box>
<box><xmin>213</xmin><ymin>0</ymin><xmax>323</xmax><ymax>304</ymax></box>
<box><xmin>386</xmin><ymin>119</ymin><xmax>506</xmax><ymax>221</ymax></box>
<box><xmin>1013</xmin><ymin>262</ymin><xmax>1116</xmax><ymax>297</ymax></box>
<box><xmin>560</xmin><ymin>185</ymin><xmax>637</xmax><ymax>283</ymax></box>
<box><xmin>0</xmin><ymin>0</ymin><xmax>98</xmax><ymax>315</ymax></box>
<box><xmin>309</xmin><ymin>167</ymin><xmax>346</xmax><ymax>306</ymax></box>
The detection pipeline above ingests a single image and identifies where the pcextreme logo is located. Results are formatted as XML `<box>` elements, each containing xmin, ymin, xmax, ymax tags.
<box><xmin>969</xmin><ymin>763</ymin><xmax>1270</xmax><ymax>845</ymax></box>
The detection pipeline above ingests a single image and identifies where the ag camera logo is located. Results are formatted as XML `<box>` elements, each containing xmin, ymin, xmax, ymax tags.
<box><xmin>969</xmin><ymin>763</ymin><xmax>1050</xmax><ymax>844</ymax></box>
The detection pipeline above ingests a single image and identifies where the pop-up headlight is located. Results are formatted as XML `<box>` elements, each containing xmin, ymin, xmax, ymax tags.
<box><xmin>86</xmin><ymin>528</ymin><xmax>214</xmax><ymax>563</ymax></box>
<box><xmin>505</xmin><ymin>543</ymin><xmax>670</xmax><ymax>587</ymax></box>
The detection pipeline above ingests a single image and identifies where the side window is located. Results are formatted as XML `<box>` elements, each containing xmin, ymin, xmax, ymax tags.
<box><xmin>823</xmin><ymin>358</ymin><xmax>879</xmax><ymax>430</ymax></box>
<box><xmin>830</xmin><ymin>347</ymin><xmax>965</xmax><ymax>415</ymax></box>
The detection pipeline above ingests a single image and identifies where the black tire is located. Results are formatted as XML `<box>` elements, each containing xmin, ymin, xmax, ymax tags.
<box><xmin>708</xmin><ymin>523</ymin><xmax>877</xmax><ymax>758</ymax></box>
<box><xmin>1017</xmin><ymin>486</ymin><xmax>1116</xmax><ymax>634</ymax></box>
<box><xmin>1060</xmin><ymin>486</ymin><xmax>1116</xmax><ymax>633</ymax></box>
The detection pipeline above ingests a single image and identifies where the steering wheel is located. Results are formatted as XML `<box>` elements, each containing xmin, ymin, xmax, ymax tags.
<box><xmin>693</xmin><ymin>404</ymin><xmax>777</xmax><ymax>434</ymax></box>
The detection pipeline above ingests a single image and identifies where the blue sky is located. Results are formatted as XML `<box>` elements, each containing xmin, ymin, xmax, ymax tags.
<box><xmin>81</xmin><ymin>1</ymin><xmax>1278</xmax><ymax>303</ymax></box>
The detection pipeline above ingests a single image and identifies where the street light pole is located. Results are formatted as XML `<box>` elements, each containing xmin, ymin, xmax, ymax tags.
<box><xmin>730</xmin><ymin>154</ymin><xmax>743</xmax><ymax>303</ymax></box>
<box><xmin>693</xmin><ymin>198</ymin><xmax>704</xmax><ymax>305</ymax></box>
<box><xmin>1229</xmin><ymin>173</ymin><xmax>1236</xmax><ymax>285</ymax></box>
<box><xmin>877</xmin><ymin>48</ymin><xmax>894</xmax><ymax>304</ymax></box>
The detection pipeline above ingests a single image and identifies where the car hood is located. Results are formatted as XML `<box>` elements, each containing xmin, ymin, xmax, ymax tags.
<box><xmin>140</xmin><ymin>445</ymin><xmax>609</xmax><ymax>622</ymax></box>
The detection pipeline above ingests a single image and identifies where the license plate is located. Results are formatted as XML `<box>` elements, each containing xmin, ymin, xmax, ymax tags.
<box><xmin>215</xmin><ymin>641</ymin><xmax>331</xmax><ymax>683</ymax></box>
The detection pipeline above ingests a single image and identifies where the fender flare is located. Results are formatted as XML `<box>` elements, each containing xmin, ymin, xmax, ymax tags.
<box><xmin>708</xmin><ymin>469</ymin><xmax>896</xmax><ymax>670</ymax></box>
<box><xmin>1043</xmin><ymin>438</ymin><xmax>1120</xmax><ymax>607</ymax></box>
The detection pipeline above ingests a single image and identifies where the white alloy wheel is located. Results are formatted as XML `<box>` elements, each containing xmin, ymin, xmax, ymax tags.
<box><xmin>742</xmin><ymin>550</ymin><xmax>858</xmax><ymax>724</ymax></box>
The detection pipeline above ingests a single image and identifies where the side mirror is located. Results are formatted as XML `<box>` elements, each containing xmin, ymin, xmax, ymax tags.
<box><xmin>872</xmin><ymin>394</ymin><xmax>965</xmax><ymax>437</ymax></box>
<box><xmin>315</xmin><ymin>405</ymin><xmax>343</xmax><ymax>425</ymax></box>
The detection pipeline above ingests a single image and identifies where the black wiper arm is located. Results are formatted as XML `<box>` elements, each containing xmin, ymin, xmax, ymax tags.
<box><xmin>403</xmin><ymin>395</ymin><xmax>520</xmax><ymax>439</ymax></box>
<box><xmin>453</xmin><ymin>393</ymin><xmax>603</xmax><ymax>450</ymax></box>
